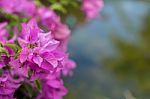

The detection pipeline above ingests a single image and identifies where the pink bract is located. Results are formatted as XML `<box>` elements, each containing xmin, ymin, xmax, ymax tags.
<box><xmin>82</xmin><ymin>0</ymin><xmax>104</xmax><ymax>19</ymax></box>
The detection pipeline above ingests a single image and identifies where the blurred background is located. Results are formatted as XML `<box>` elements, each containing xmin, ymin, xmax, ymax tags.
<box><xmin>64</xmin><ymin>0</ymin><xmax>150</xmax><ymax>99</ymax></box>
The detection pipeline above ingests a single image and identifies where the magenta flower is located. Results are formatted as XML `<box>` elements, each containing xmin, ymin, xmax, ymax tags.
<box><xmin>82</xmin><ymin>0</ymin><xmax>104</xmax><ymax>19</ymax></box>
<box><xmin>0</xmin><ymin>22</ymin><xmax>17</xmax><ymax>45</ymax></box>
<box><xmin>0</xmin><ymin>56</ymin><xmax>10</xmax><ymax>69</ymax></box>
<box><xmin>0</xmin><ymin>22</ymin><xmax>16</xmax><ymax>69</ymax></box>
<box><xmin>0</xmin><ymin>72</ymin><xmax>23</xmax><ymax>99</ymax></box>
<box><xmin>0</xmin><ymin>22</ymin><xmax>8</xmax><ymax>44</ymax></box>
<box><xmin>62</xmin><ymin>58</ymin><xmax>76</xmax><ymax>76</ymax></box>
<box><xmin>0</xmin><ymin>0</ymin><xmax>79</xmax><ymax>97</ymax></box>
<box><xmin>10</xmin><ymin>19</ymin><xmax>66</xmax><ymax>80</ymax></box>
<box><xmin>38</xmin><ymin>7</ymin><xmax>70</xmax><ymax>40</ymax></box>
<box><xmin>0</xmin><ymin>0</ymin><xmax>36</xmax><ymax>16</ymax></box>
<box><xmin>18</xmin><ymin>19</ymin><xmax>41</xmax><ymax>47</ymax></box>
<box><xmin>9</xmin><ymin>58</ymin><xmax>30</xmax><ymax>77</ymax></box>
<box><xmin>36</xmin><ymin>74</ymin><xmax>67</xmax><ymax>99</ymax></box>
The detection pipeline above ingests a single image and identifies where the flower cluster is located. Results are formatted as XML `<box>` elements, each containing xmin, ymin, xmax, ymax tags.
<box><xmin>38</xmin><ymin>7</ymin><xmax>70</xmax><ymax>40</ymax></box>
<box><xmin>0</xmin><ymin>0</ymin><xmax>103</xmax><ymax>98</ymax></box>
<box><xmin>0</xmin><ymin>0</ymin><xmax>36</xmax><ymax>16</ymax></box>
<box><xmin>0</xmin><ymin>19</ymin><xmax>75</xmax><ymax>99</ymax></box>
<box><xmin>0</xmin><ymin>70</ymin><xmax>23</xmax><ymax>99</ymax></box>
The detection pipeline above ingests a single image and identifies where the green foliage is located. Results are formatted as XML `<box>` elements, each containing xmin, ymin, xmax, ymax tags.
<box><xmin>5</xmin><ymin>44</ymin><xmax>21</xmax><ymax>53</ymax></box>
<box><xmin>35</xmin><ymin>80</ymin><xmax>42</xmax><ymax>90</ymax></box>
<box><xmin>38</xmin><ymin>0</ymin><xmax>85</xmax><ymax>24</ymax></box>
<box><xmin>14</xmin><ymin>83</ymin><xmax>38</xmax><ymax>99</ymax></box>
<box><xmin>103</xmin><ymin>14</ymin><xmax>150</xmax><ymax>95</ymax></box>
<box><xmin>0</xmin><ymin>46</ymin><xmax>9</xmax><ymax>56</ymax></box>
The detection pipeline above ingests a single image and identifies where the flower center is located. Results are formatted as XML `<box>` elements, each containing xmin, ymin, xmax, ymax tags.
<box><xmin>27</xmin><ymin>43</ymin><xmax>37</xmax><ymax>49</ymax></box>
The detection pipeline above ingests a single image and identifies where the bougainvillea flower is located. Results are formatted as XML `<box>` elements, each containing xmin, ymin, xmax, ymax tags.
<box><xmin>0</xmin><ymin>72</ymin><xmax>23</xmax><ymax>98</ymax></box>
<box><xmin>82</xmin><ymin>0</ymin><xmax>104</xmax><ymax>19</ymax></box>
<box><xmin>0</xmin><ymin>56</ymin><xmax>10</xmax><ymax>69</ymax></box>
<box><xmin>0</xmin><ymin>22</ymin><xmax>17</xmax><ymax>45</ymax></box>
<box><xmin>0</xmin><ymin>0</ymin><xmax>36</xmax><ymax>16</ymax></box>
<box><xmin>0</xmin><ymin>22</ymin><xmax>15</xmax><ymax>69</ymax></box>
<box><xmin>38</xmin><ymin>7</ymin><xmax>70</xmax><ymax>40</ymax></box>
<box><xmin>62</xmin><ymin>58</ymin><xmax>76</xmax><ymax>76</ymax></box>
<box><xmin>36</xmin><ymin>74</ymin><xmax>68</xmax><ymax>99</ymax></box>
<box><xmin>10</xmin><ymin>19</ymin><xmax>66</xmax><ymax>80</ymax></box>
<box><xmin>0</xmin><ymin>22</ymin><xmax>8</xmax><ymax>43</ymax></box>
<box><xmin>9</xmin><ymin>58</ymin><xmax>29</xmax><ymax>77</ymax></box>
<box><xmin>0</xmin><ymin>0</ymin><xmax>105</xmax><ymax>98</ymax></box>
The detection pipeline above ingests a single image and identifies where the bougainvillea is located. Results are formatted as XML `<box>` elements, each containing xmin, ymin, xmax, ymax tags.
<box><xmin>0</xmin><ymin>0</ymin><xmax>103</xmax><ymax>99</ymax></box>
<box><xmin>82</xmin><ymin>0</ymin><xmax>104</xmax><ymax>19</ymax></box>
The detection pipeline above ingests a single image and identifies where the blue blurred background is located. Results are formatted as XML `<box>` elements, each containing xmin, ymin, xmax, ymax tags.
<box><xmin>64</xmin><ymin>0</ymin><xmax>150</xmax><ymax>99</ymax></box>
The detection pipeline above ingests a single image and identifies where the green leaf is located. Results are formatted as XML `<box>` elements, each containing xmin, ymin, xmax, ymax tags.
<box><xmin>35</xmin><ymin>80</ymin><xmax>42</xmax><ymax>90</ymax></box>
<box><xmin>60</xmin><ymin>0</ymin><xmax>69</xmax><ymax>5</ymax></box>
<box><xmin>5</xmin><ymin>44</ymin><xmax>21</xmax><ymax>53</ymax></box>
<box><xmin>23</xmin><ymin>83</ymin><xmax>33</xmax><ymax>98</ymax></box>
<box><xmin>28</xmin><ymin>69</ymin><xmax>32</xmax><ymax>79</ymax></box>
<box><xmin>51</xmin><ymin>3</ymin><xmax>67</xmax><ymax>13</ymax></box>
<box><xmin>0</xmin><ymin>46</ymin><xmax>9</xmax><ymax>56</ymax></box>
<box><xmin>34</xmin><ymin>0</ymin><xmax>42</xmax><ymax>6</ymax></box>
<box><xmin>0</xmin><ymin>69</ymin><xmax>3</xmax><ymax>76</ymax></box>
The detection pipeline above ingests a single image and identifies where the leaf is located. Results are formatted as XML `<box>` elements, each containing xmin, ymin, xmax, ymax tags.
<box><xmin>0</xmin><ymin>46</ymin><xmax>9</xmax><ymax>56</ymax></box>
<box><xmin>5</xmin><ymin>44</ymin><xmax>21</xmax><ymax>53</ymax></box>
<box><xmin>51</xmin><ymin>3</ymin><xmax>67</xmax><ymax>13</ymax></box>
<box><xmin>28</xmin><ymin>69</ymin><xmax>32</xmax><ymax>79</ymax></box>
<box><xmin>0</xmin><ymin>69</ymin><xmax>3</xmax><ymax>76</ymax></box>
<box><xmin>23</xmin><ymin>83</ymin><xmax>33</xmax><ymax>98</ymax></box>
<box><xmin>34</xmin><ymin>0</ymin><xmax>42</xmax><ymax>6</ymax></box>
<box><xmin>35</xmin><ymin>80</ymin><xmax>42</xmax><ymax>90</ymax></box>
